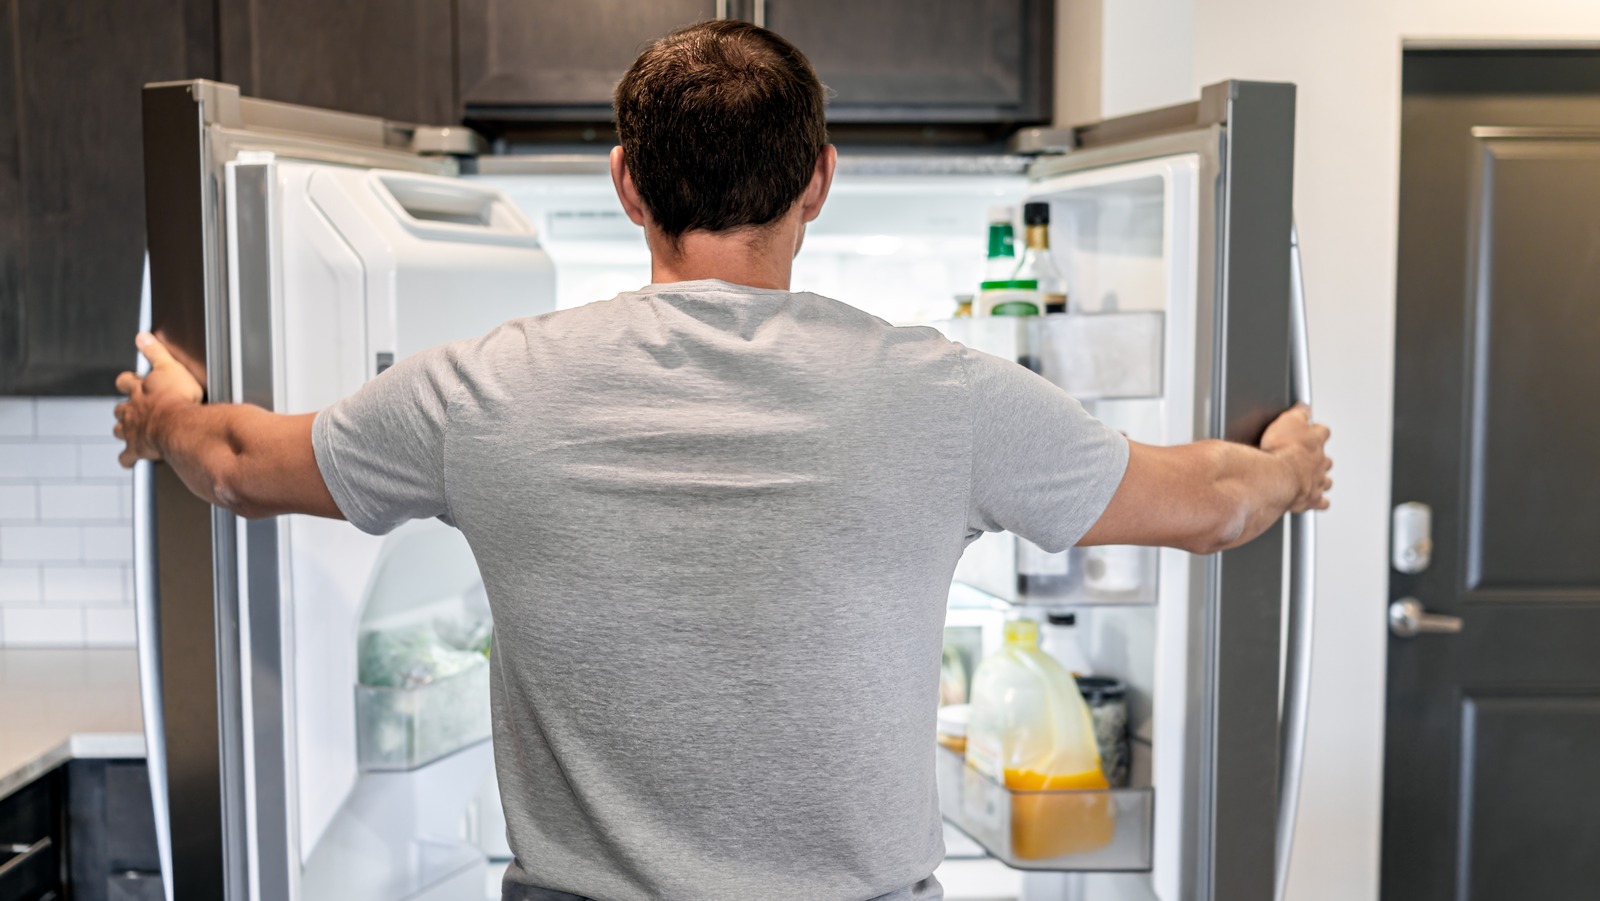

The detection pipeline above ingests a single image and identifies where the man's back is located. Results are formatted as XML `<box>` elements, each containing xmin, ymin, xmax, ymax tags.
<box><xmin>313</xmin><ymin>281</ymin><xmax>1129</xmax><ymax>900</ymax></box>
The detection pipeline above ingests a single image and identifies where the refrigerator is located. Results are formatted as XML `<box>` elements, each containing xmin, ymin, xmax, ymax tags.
<box><xmin>137</xmin><ymin>78</ymin><xmax>1313</xmax><ymax>901</ymax></box>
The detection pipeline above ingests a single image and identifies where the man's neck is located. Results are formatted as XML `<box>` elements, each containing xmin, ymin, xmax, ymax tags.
<box><xmin>646</xmin><ymin>225</ymin><xmax>796</xmax><ymax>290</ymax></box>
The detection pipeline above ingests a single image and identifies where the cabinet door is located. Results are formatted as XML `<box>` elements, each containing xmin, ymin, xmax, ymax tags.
<box><xmin>761</xmin><ymin>0</ymin><xmax>1051</xmax><ymax>123</ymax></box>
<box><xmin>0</xmin><ymin>0</ymin><xmax>215</xmax><ymax>396</ymax></box>
<box><xmin>217</xmin><ymin>0</ymin><xmax>456</xmax><ymax>124</ymax></box>
<box><xmin>458</xmin><ymin>0</ymin><xmax>720</xmax><ymax>119</ymax></box>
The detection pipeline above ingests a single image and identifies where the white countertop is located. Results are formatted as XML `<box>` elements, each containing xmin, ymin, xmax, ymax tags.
<box><xmin>0</xmin><ymin>648</ymin><xmax>145</xmax><ymax>800</ymax></box>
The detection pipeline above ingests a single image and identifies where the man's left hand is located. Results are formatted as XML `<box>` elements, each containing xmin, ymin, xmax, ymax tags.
<box><xmin>114</xmin><ymin>333</ymin><xmax>204</xmax><ymax>468</ymax></box>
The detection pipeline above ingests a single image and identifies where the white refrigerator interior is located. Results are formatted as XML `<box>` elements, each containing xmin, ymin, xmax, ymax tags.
<box><xmin>228</xmin><ymin>156</ymin><xmax>554</xmax><ymax>899</ymax></box>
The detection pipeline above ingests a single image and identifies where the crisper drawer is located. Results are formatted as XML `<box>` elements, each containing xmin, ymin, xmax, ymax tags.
<box><xmin>936</xmin><ymin>746</ymin><xmax>1152</xmax><ymax>872</ymax></box>
<box><xmin>356</xmin><ymin>664</ymin><xmax>493</xmax><ymax>771</ymax></box>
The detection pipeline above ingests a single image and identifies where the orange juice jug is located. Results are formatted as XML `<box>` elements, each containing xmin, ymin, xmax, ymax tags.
<box><xmin>965</xmin><ymin>618</ymin><xmax>1113</xmax><ymax>860</ymax></box>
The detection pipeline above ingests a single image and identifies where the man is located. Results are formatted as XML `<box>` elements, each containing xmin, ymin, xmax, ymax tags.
<box><xmin>115</xmin><ymin>20</ymin><xmax>1331</xmax><ymax>901</ymax></box>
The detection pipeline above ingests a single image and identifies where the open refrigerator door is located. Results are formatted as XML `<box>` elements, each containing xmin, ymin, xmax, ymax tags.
<box><xmin>930</xmin><ymin>82</ymin><xmax>1305</xmax><ymax>901</ymax></box>
<box><xmin>139</xmin><ymin>81</ymin><xmax>555</xmax><ymax>900</ymax></box>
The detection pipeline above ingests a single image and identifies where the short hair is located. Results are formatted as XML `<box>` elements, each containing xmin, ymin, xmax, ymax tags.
<box><xmin>613</xmin><ymin>20</ymin><xmax>828</xmax><ymax>244</ymax></box>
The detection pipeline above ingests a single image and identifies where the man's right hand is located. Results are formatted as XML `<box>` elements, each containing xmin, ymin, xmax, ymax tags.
<box><xmin>1260</xmin><ymin>404</ymin><xmax>1333</xmax><ymax>514</ymax></box>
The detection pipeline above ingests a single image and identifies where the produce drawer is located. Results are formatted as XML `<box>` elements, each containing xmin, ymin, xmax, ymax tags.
<box><xmin>936</xmin><ymin>746</ymin><xmax>1152</xmax><ymax>872</ymax></box>
<box><xmin>356</xmin><ymin>663</ymin><xmax>492</xmax><ymax>772</ymax></box>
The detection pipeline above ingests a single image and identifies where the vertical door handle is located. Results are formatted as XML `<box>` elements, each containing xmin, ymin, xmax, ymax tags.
<box><xmin>1276</xmin><ymin>223</ymin><xmax>1316</xmax><ymax>901</ymax></box>
<box><xmin>1388</xmin><ymin>598</ymin><xmax>1462</xmax><ymax>638</ymax></box>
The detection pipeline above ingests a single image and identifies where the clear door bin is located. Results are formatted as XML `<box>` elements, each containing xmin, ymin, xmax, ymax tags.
<box><xmin>932</xmin><ymin>312</ymin><xmax>1164</xmax><ymax>400</ymax></box>
<box><xmin>356</xmin><ymin>663</ymin><xmax>493</xmax><ymax>771</ymax></box>
<box><xmin>936</xmin><ymin>746</ymin><xmax>1153</xmax><ymax>871</ymax></box>
<box><xmin>954</xmin><ymin>539</ymin><xmax>1159</xmax><ymax>608</ymax></box>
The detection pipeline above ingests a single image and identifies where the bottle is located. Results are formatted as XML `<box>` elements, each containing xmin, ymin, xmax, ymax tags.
<box><xmin>983</xmin><ymin>205</ymin><xmax>1018</xmax><ymax>284</ymax></box>
<box><xmin>965</xmin><ymin>619</ymin><xmax>1113</xmax><ymax>860</ymax></box>
<box><xmin>953</xmin><ymin>294</ymin><xmax>974</xmax><ymax>318</ymax></box>
<box><xmin>1012</xmin><ymin>202</ymin><xmax>1068</xmax><ymax>313</ymax></box>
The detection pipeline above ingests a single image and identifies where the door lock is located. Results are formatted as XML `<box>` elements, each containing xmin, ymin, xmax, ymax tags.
<box><xmin>1388</xmin><ymin>598</ymin><xmax>1462</xmax><ymax>638</ymax></box>
<box><xmin>1392</xmin><ymin>502</ymin><xmax>1433</xmax><ymax>573</ymax></box>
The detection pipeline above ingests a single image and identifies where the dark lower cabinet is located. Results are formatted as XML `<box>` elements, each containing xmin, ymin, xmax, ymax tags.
<box><xmin>67</xmin><ymin>760</ymin><xmax>163</xmax><ymax>901</ymax></box>
<box><xmin>0</xmin><ymin>767</ymin><xmax>65</xmax><ymax>900</ymax></box>
<box><xmin>0</xmin><ymin>0</ymin><xmax>216</xmax><ymax>396</ymax></box>
<box><xmin>0</xmin><ymin>760</ymin><xmax>162</xmax><ymax>901</ymax></box>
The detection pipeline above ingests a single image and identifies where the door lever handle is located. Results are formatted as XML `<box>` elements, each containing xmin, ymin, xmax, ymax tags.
<box><xmin>1388</xmin><ymin>598</ymin><xmax>1462</xmax><ymax>638</ymax></box>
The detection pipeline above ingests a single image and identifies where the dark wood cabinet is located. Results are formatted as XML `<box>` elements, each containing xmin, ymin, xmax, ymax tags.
<box><xmin>0</xmin><ymin>766</ymin><xmax>66</xmax><ymax>900</ymax></box>
<box><xmin>4</xmin><ymin>1</ymin><xmax>1054</xmax><ymax>393</ymax></box>
<box><xmin>217</xmin><ymin>0</ymin><xmax>457</xmax><ymax>125</ymax></box>
<box><xmin>763</xmin><ymin>0</ymin><xmax>1051</xmax><ymax>123</ymax></box>
<box><xmin>0</xmin><ymin>0</ymin><xmax>216</xmax><ymax>396</ymax></box>
<box><xmin>458</xmin><ymin>0</ymin><xmax>1052</xmax><ymax>128</ymax></box>
<box><xmin>459</xmin><ymin>0</ymin><xmax>720</xmax><ymax>119</ymax></box>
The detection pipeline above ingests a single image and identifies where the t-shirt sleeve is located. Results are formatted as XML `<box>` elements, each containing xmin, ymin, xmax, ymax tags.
<box><xmin>311</xmin><ymin>345</ymin><xmax>459</xmax><ymax>535</ymax></box>
<box><xmin>962</xmin><ymin>345</ymin><xmax>1131</xmax><ymax>552</ymax></box>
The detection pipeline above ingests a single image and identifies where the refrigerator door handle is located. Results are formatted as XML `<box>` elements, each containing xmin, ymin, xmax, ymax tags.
<box><xmin>133</xmin><ymin>258</ymin><xmax>174</xmax><ymax>900</ymax></box>
<box><xmin>1276</xmin><ymin>223</ymin><xmax>1316</xmax><ymax>901</ymax></box>
<box><xmin>133</xmin><ymin>459</ymin><xmax>173</xmax><ymax>901</ymax></box>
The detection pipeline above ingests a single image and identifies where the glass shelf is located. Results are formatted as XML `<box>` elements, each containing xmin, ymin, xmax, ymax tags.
<box><xmin>936</xmin><ymin>746</ymin><xmax>1153</xmax><ymax>872</ymax></box>
<box><xmin>931</xmin><ymin>312</ymin><xmax>1165</xmax><ymax>401</ymax></box>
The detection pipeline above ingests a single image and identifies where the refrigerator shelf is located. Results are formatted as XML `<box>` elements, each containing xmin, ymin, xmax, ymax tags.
<box><xmin>936</xmin><ymin>746</ymin><xmax>1153</xmax><ymax>872</ymax></box>
<box><xmin>355</xmin><ymin>663</ymin><xmax>493</xmax><ymax>772</ymax></box>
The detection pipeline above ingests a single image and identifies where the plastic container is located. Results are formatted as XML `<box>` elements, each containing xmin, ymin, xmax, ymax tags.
<box><xmin>355</xmin><ymin>661</ymin><xmax>492</xmax><ymax>771</ymax></box>
<box><xmin>937</xmin><ymin>704</ymin><xmax>971</xmax><ymax>755</ymax></box>
<box><xmin>966</xmin><ymin>619</ymin><xmax>1112</xmax><ymax>859</ymax></box>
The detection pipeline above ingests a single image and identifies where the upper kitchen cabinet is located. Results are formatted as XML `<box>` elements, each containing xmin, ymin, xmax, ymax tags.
<box><xmin>459</xmin><ymin>0</ymin><xmax>721</xmax><ymax>121</ymax></box>
<box><xmin>762</xmin><ymin>0</ymin><xmax>1052</xmax><ymax>124</ymax></box>
<box><xmin>457</xmin><ymin>0</ymin><xmax>1051</xmax><ymax>132</ymax></box>
<box><xmin>217</xmin><ymin>0</ymin><xmax>457</xmax><ymax>124</ymax></box>
<box><xmin>0</xmin><ymin>0</ymin><xmax>215</xmax><ymax>395</ymax></box>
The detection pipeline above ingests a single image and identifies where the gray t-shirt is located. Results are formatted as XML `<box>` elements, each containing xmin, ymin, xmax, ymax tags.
<box><xmin>312</xmin><ymin>280</ymin><xmax>1129</xmax><ymax>901</ymax></box>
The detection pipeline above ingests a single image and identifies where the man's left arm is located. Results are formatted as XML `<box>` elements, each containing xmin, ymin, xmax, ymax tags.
<box><xmin>115</xmin><ymin>333</ymin><xmax>343</xmax><ymax>520</ymax></box>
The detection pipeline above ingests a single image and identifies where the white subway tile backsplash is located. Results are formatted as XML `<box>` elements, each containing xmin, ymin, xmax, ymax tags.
<box><xmin>0</xmin><ymin>397</ymin><xmax>140</xmax><ymax>648</ymax></box>
<box><xmin>0</xmin><ymin>400</ymin><xmax>34</xmax><ymax>438</ymax></box>
<box><xmin>0</xmin><ymin>566</ymin><xmax>42</xmax><ymax>604</ymax></box>
<box><xmin>84</xmin><ymin>608</ymin><xmax>135</xmax><ymax>647</ymax></box>
<box><xmin>3</xmin><ymin>607</ymin><xmax>85</xmax><ymax>647</ymax></box>
<box><xmin>82</xmin><ymin>526</ymin><xmax>133</xmax><ymax>562</ymax></box>
<box><xmin>39</xmin><ymin>484</ymin><xmax>126</xmax><ymax>521</ymax></box>
<box><xmin>43</xmin><ymin>566</ymin><xmax>127</xmax><ymax>604</ymax></box>
<box><xmin>0</xmin><ymin>443</ymin><xmax>80</xmax><ymax>479</ymax></box>
<box><xmin>0</xmin><ymin>485</ymin><xmax>36</xmax><ymax>520</ymax></box>
<box><xmin>36</xmin><ymin>398</ymin><xmax>118</xmax><ymax>438</ymax></box>
<box><xmin>1</xmin><ymin>525</ymin><xmax>81</xmax><ymax>561</ymax></box>
<box><xmin>78</xmin><ymin>443</ymin><xmax>128</xmax><ymax>480</ymax></box>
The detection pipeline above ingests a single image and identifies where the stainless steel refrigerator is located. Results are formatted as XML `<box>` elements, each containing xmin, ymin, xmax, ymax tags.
<box><xmin>137</xmin><ymin>78</ymin><xmax>1313</xmax><ymax>901</ymax></box>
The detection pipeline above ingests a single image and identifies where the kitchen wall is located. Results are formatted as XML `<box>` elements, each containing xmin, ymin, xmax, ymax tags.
<box><xmin>1073</xmin><ymin>1</ymin><xmax>1600</xmax><ymax>899</ymax></box>
<box><xmin>0</xmin><ymin>398</ymin><xmax>133</xmax><ymax>648</ymax></box>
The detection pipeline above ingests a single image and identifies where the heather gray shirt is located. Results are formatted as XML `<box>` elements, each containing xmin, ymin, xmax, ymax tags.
<box><xmin>312</xmin><ymin>280</ymin><xmax>1129</xmax><ymax>901</ymax></box>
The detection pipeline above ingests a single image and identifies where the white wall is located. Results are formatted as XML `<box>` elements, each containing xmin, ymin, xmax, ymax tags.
<box><xmin>1186</xmin><ymin>3</ymin><xmax>1600</xmax><ymax>901</ymax></box>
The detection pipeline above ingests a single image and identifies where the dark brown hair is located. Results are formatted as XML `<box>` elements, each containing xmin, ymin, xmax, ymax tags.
<box><xmin>613</xmin><ymin>20</ymin><xmax>828</xmax><ymax>244</ymax></box>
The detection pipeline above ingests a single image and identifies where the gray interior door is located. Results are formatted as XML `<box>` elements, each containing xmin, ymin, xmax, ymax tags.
<box><xmin>1385</xmin><ymin>50</ymin><xmax>1600</xmax><ymax>901</ymax></box>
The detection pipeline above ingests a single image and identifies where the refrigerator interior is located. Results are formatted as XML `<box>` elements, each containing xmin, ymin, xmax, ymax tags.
<box><xmin>480</xmin><ymin>155</ymin><xmax>1202</xmax><ymax>900</ymax></box>
<box><xmin>473</xmin><ymin>167</ymin><xmax>1028</xmax><ymax>325</ymax></box>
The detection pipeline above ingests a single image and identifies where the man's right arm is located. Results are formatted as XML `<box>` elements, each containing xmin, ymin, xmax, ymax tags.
<box><xmin>1078</xmin><ymin>405</ymin><xmax>1332</xmax><ymax>555</ymax></box>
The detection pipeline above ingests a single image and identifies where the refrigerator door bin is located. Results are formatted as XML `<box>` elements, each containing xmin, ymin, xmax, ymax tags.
<box><xmin>937</xmin><ymin>746</ymin><xmax>1153</xmax><ymax>872</ymax></box>
<box><xmin>355</xmin><ymin>664</ymin><xmax>493</xmax><ymax>772</ymax></box>
<box><xmin>934</xmin><ymin>312</ymin><xmax>1165</xmax><ymax>401</ymax></box>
